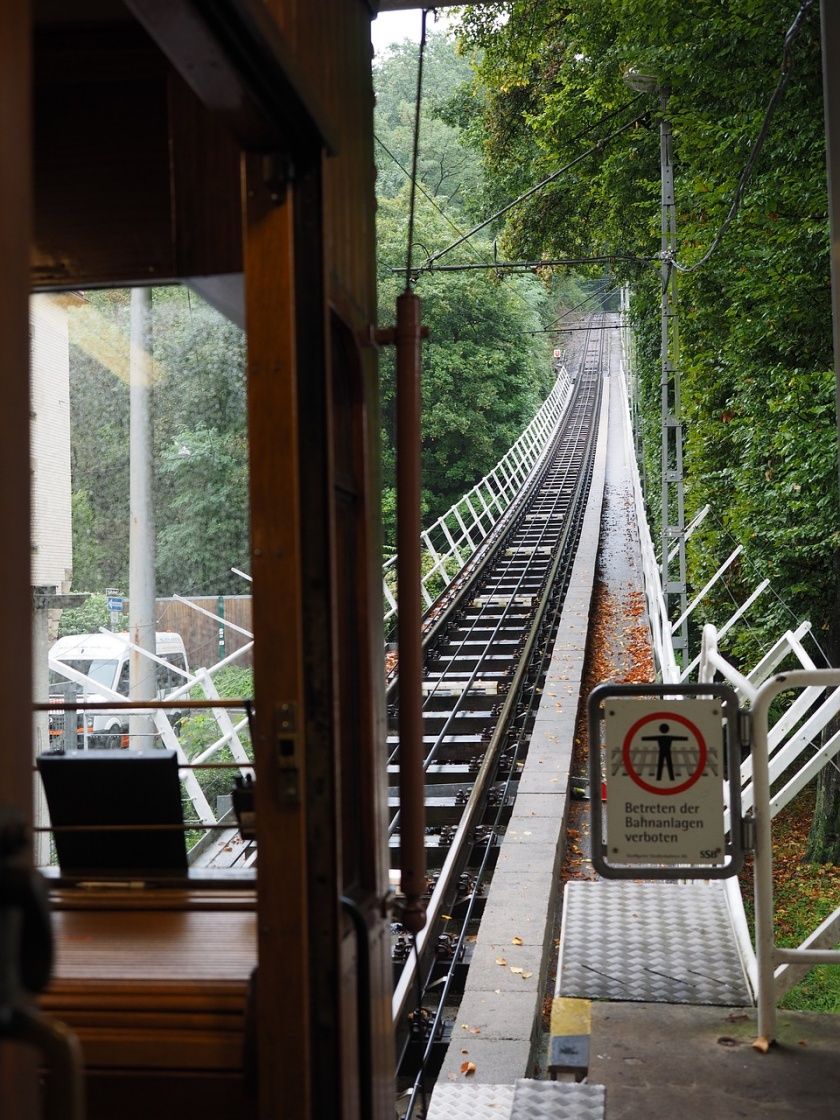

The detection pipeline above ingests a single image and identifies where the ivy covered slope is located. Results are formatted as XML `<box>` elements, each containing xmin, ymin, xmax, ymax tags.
<box><xmin>458</xmin><ymin>1</ymin><xmax>840</xmax><ymax>861</ymax></box>
<box><xmin>459</xmin><ymin>0</ymin><xmax>838</xmax><ymax>655</ymax></box>
<box><xmin>374</xmin><ymin>34</ymin><xmax>558</xmax><ymax>553</ymax></box>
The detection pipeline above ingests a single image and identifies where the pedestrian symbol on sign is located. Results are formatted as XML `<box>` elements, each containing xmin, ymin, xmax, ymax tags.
<box><xmin>614</xmin><ymin>710</ymin><xmax>717</xmax><ymax>796</ymax></box>
<box><xmin>641</xmin><ymin>722</ymin><xmax>687</xmax><ymax>781</ymax></box>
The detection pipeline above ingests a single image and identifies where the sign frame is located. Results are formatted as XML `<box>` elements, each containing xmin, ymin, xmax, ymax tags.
<box><xmin>588</xmin><ymin>682</ymin><xmax>745</xmax><ymax>879</ymax></box>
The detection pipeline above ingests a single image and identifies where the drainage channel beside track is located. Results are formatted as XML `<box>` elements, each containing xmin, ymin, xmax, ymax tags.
<box><xmin>387</xmin><ymin>317</ymin><xmax>608</xmax><ymax>1111</ymax></box>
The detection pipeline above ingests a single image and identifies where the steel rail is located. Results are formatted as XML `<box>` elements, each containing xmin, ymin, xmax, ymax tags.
<box><xmin>386</xmin><ymin>365</ymin><xmax>600</xmax><ymax>805</ymax></box>
<box><xmin>391</xmin><ymin>318</ymin><xmax>605</xmax><ymax>1043</ymax></box>
<box><xmin>415</xmin><ymin>334</ymin><xmax>600</xmax><ymax>728</ymax></box>
<box><xmin>400</xmin><ymin>327</ymin><xmax>606</xmax><ymax>1116</ymax></box>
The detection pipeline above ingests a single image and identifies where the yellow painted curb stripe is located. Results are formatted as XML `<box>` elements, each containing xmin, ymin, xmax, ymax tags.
<box><xmin>550</xmin><ymin>996</ymin><xmax>591</xmax><ymax>1037</ymax></box>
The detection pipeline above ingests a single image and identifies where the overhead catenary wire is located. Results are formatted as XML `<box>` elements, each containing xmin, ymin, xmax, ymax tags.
<box><xmin>404</xmin><ymin>9</ymin><xmax>429</xmax><ymax>288</ymax></box>
<box><xmin>524</xmin><ymin>295</ymin><xmax>622</xmax><ymax>337</ymax></box>
<box><xmin>419</xmin><ymin>108</ymin><xmax>651</xmax><ymax>271</ymax></box>
<box><xmin>375</xmin><ymin>133</ymin><xmax>490</xmax><ymax>267</ymax></box>
<box><xmin>549</xmin><ymin>283</ymin><xmax>619</xmax><ymax>328</ymax></box>
<box><xmin>393</xmin><ymin>253</ymin><xmax>653</xmax><ymax>275</ymax></box>
<box><xmin>373</xmin><ymin>134</ymin><xmax>545</xmax><ymax>317</ymax></box>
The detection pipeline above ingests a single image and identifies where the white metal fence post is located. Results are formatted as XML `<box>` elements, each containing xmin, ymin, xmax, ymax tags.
<box><xmin>750</xmin><ymin>669</ymin><xmax>840</xmax><ymax>1042</ymax></box>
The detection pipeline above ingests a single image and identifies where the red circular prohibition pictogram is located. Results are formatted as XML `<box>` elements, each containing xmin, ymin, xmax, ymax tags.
<box><xmin>622</xmin><ymin>710</ymin><xmax>707</xmax><ymax>795</ymax></box>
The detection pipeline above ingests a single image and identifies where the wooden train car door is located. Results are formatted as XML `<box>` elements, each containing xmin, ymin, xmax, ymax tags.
<box><xmin>9</xmin><ymin>3</ymin><xmax>394</xmax><ymax>1119</ymax></box>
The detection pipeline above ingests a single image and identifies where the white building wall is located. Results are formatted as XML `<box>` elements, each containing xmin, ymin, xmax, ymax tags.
<box><xmin>30</xmin><ymin>294</ymin><xmax>73</xmax><ymax>592</ymax></box>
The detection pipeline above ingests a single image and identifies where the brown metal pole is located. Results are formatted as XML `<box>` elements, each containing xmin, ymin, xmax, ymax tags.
<box><xmin>395</xmin><ymin>290</ymin><xmax>427</xmax><ymax>934</ymax></box>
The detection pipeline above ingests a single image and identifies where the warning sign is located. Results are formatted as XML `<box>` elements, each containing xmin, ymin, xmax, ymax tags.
<box><xmin>604</xmin><ymin>698</ymin><xmax>725</xmax><ymax>865</ymax></box>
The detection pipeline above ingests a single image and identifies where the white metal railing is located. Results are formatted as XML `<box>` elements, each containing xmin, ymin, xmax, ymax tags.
<box><xmin>382</xmin><ymin>365</ymin><xmax>574</xmax><ymax>626</ymax></box>
<box><xmin>698</xmin><ymin>627</ymin><xmax>840</xmax><ymax>1037</ymax></box>
<box><xmin>750</xmin><ymin>671</ymin><xmax>840</xmax><ymax>1042</ymax></box>
<box><xmin>617</xmin><ymin>322</ymin><xmax>679</xmax><ymax>683</ymax></box>
<box><xmin>698</xmin><ymin>624</ymin><xmax>840</xmax><ymax>832</ymax></box>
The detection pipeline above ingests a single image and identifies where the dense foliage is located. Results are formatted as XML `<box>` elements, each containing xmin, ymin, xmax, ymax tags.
<box><xmin>67</xmin><ymin>288</ymin><xmax>249</xmax><ymax>596</ymax></box>
<box><xmin>457</xmin><ymin>1</ymin><xmax>840</xmax><ymax>858</ymax></box>
<box><xmin>457</xmin><ymin>0</ymin><xmax>838</xmax><ymax>659</ymax></box>
<box><xmin>374</xmin><ymin>35</ymin><xmax>560</xmax><ymax>550</ymax></box>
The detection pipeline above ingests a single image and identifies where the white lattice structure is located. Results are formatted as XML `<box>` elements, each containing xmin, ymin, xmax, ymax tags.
<box><xmin>382</xmin><ymin>365</ymin><xmax>574</xmax><ymax>626</ymax></box>
<box><xmin>621</xmin><ymin>299</ymin><xmax>840</xmax><ymax>1041</ymax></box>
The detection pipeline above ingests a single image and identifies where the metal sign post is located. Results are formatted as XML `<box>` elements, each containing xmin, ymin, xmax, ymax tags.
<box><xmin>105</xmin><ymin>587</ymin><xmax>123</xmax><ymax>631</ymax></box>
<box><xmin>588</xmin><ymin>683</ymin><xmax>746</xmax><ymax>879</ymax></box>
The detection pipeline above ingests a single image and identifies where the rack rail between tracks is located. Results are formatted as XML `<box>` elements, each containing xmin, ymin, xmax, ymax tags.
<box><xmin>388</xmin><ymin>318</ymin><xmax>608</xmax><ymax>1093</ymax></box>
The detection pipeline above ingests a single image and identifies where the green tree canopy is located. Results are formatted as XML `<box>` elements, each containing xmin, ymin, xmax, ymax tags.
<box><xmin>375</xmin><ymin>32</ymin><xmax>563</xmax><ymax>551</ymax></box>
<box><xmin>458</xmin><ymin>0</ymin><xmax>838</xmax><ymax>656</ymax></box>
<box><xmin>67</xmin><ymin>287</ymin><xmax>249</xmax><ymax>596</ymax></box>
<box><xmin>456</xmin><ymin>0</ymin><xmax>840</xmax><ymax>861</ymax></box>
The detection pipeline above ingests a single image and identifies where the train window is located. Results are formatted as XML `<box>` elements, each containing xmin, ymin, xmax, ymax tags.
<box><xmin>32</xmin><ymin>287</ymin><xmax>255</xmax><ymax>875</ymax></box>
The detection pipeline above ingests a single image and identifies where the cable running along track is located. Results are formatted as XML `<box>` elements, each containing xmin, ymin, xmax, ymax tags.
<box><xmin>388</xmin><ymin>317</ymin><xmax>608</xmax><ymax>1106</ymax></box>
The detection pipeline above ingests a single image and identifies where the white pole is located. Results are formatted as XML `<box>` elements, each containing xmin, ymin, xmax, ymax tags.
<box><xmin>670</xmin><ymin>545</ymin><xmax>742</xmax><ymax>634</ymax></box>
<box><xmin>129</xmin><ymin>288</ymin><xmax>156</xmax><ymax>747</ymax></box>
<box><xmin>31</xmin><ymin>589</ymin><xmax>52</xmax><ymax>865</ymax></box>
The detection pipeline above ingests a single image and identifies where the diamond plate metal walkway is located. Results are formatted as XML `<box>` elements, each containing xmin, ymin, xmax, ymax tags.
<box><xmin>557</xmin><ymin>880</ymin><xmax>752</xmax><ymax>1006</ymax></box>
<box><xmin>427</xmin><ymin>1080</ymin><xmax>606</xmax><ymax>1120</ymax></box>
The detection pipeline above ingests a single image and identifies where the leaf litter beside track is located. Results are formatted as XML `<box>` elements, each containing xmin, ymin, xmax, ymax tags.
<box><xmin>562</xmin><ymin>578</ymin><xmax>655</xmax><ymax>884</ymax></box>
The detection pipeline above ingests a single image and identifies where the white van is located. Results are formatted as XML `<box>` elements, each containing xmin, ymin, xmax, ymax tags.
<box><xmin>49</xmin><ymin>632</ymin><xmax>190</xmax><ymax>748</ymax></box>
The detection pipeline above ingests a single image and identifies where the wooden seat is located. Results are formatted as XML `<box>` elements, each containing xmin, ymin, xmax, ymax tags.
<box><xmin>40</xmin><ymin>892</ymin><xmax>257</xmax><ymax>1118</ymax></box>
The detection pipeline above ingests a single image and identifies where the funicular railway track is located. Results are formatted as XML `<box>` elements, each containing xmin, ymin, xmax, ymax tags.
<box><xmin>388</xmin><ymin>317</ymin><xmax>608</xmax><ymax>1105</ymax></box>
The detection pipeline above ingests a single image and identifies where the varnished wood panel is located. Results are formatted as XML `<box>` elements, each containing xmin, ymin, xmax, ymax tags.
<box><xmin>49</xmin><ymin>910</ymin><xmax>256</xmax><ymax>981</ymax></box>
<box><xmin>84</xmin><ymin>1071</ymin><xmax>251</xmax><ymax>1120</ymax></box>
<box><xmin>31</xmin><ymin>25</ymin><xmax>242</xmax><ymax>289</ymax></box>
<box><xmin>0</xmin><ymin>0</ymin><xmax>33</xmax><ymax>829</ymax></box>
<box><xmin>32</xmin><ymin>27</ymin><xmax>175</xmax><ymax>287</ymax></box>
<box><xmin>256</xmin><ymin>6</ymin><xmax>393</xmax><ymax>1118</ymax></box>
<box><xmin>167</xmin><ymin>71</ymin><xmax>242</xmax><ymax>278</ymax></box>
<box><xmin>243</xmin><ymin>158</ymin><xmax>312</xmax><ymax>1120</ymax></box>
<box><xmin>42</xmin><ymin>909</ymin><xmax>254</xmax><ymax>1087</ymax></box>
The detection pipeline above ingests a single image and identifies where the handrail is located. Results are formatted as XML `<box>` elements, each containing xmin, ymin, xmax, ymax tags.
<box><xmin>615</xmin><ymin>332</ymin><xmax>679</xmax><ymax>682</ymax></box>
<box><xmin>698</xmin><ymin>623</ymin><xmax>757</xmax><ymax>702</ymax></box>
<box><xmin>382</xmin><ymin>366</ymin><xmax>573</xmax><ymax>625</ymax></box>
<box><xmin>699</xmin><ymin>623</ymin><xmax>840</xmax><ymax>828</ymax></box>
<box><xmin>751</xmin><ymin>670</ymin><xmax>840</xmax><ymax>1042</ymax></box>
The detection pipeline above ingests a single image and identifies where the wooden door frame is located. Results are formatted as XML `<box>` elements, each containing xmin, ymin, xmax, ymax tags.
<box><xmin>0</xmin><ymin>3</ymin><xmax>39</xmax><ymax>1116</ymax></box>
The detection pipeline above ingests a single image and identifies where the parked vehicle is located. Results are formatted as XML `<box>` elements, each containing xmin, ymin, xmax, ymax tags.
<box><xmin>48</xmin><ymin>632</ymin><xmax>190</xmax><ymax>748</ymax></box>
